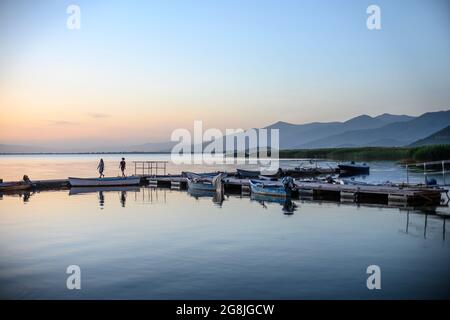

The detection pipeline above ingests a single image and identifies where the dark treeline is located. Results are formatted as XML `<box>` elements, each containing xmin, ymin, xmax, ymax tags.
<box><xmin>279</xmin><ymin>144</ymin><xmax>450</xmax><ymax>162</ymax></box>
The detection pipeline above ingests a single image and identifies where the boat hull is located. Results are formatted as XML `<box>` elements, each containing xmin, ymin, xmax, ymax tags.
<box><xmin>338</xmin><ymin>164</ymin><xmax>370</xmax><ymax>174</ymax></box>
<box><xmin>0</xmin><ymin>181</ymin><xmax>32</xmax><ymax>192</ymax></box>
<box><xmin>68</xmin><ymin>176</ymin><xmax>141</xmax><ymax>187</ymax></box>
<box><xmin>249</xmin><ymin>180</ymin><xmax>291</xmax><ymax>197</ymax></box>
<box><xmin>187</xmin><ymin>178</ymin><xmax>216</xmax><ymax>192</ymax></box>
<box><xmin>237</xmin><ymin>169</ymin><xmax>261</xmax><ymax>178</ymax></box>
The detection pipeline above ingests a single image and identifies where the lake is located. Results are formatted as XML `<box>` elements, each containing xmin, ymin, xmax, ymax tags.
<box><xmin>0</xmin><ymin>154</ymin><xmax>449</xmax><ymax>299</ymax></box>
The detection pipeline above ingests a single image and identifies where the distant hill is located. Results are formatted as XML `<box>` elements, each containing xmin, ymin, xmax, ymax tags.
<box><xmin>374</xmin><ymin>113</ymin><xmax>414</xmax><ymax>123</ymax></box>
<box><xmin>297</xmin><ymin>110</ymin><xmax>450</xmax><ymax>148</ymax></box>
<box><xmin>409</xmin><ymin>125</ymin><xmax>450</xmax><ymax>147</ymax></box>
<box><xmin>261</xmin><ymin>113</ymin><xmax>415</xmax><ymax>149</ymax></box>
<box><xmin>2</xmin><ymin>111</ymin><xmax>448</xmax><ymax>153</ymax></box>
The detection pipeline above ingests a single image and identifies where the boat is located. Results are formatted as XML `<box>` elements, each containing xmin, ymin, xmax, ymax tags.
<box><xmin>284</xmin><ymin>167</ymin><xmax>338</xmax><ymax>177</ymax></box>
<box><xmin>182</xmin><ymin>171</ymin><xmax>220</xmax><ymax>179</ymax></box>
<box><xmin>186</xmin><ymin>173</ymin><xmax>225</xmax><ymax>192</ymax></box>
<box><xmin>236</xmin><ymin>169</ymin><xmax>261</xmax><ymax>178</ymax></box>
<box><xmin>68</xmin><ymin>176</ymin><xmax>141</xmax><ymax>187</ymax></box>
<box><xmin>249</xmin><ymin>177</ymin><xmax>295</xmax><ymax>197</ymax></box>
<box><xmin>237</xmin><ymin>168</ymin><xmax>280</xmax><ymax>178</ymax></box>
<box><xmin>338</xmin><ymin>161</ymin><xmax>370</xmax><ymax>175</ymax></box>
<box><xmin>0</xmin><ymin>181</ymin><xmax>32</xmax><ymax>192</ymax></box>
<box><xmin>187</xmin><ymin>177</ymin><xmax>216</xmax><ymax>192</ymax></box>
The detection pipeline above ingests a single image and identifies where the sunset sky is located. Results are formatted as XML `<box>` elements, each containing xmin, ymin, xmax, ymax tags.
<box><xmin>0</xmin><ymin>0</ymin><xmax>449</xmax><ymax>148</ymax></box>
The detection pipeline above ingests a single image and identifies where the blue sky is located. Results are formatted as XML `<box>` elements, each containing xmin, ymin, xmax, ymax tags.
<box><xmin>0</xmin><ymin>0</ymin><xmax>449</xmax><ymax>147</ymax></box>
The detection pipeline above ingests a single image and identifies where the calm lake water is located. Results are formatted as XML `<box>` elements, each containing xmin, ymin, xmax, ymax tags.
<box><xmin>0</xmin><ymin>155</ymin><xmax>449</xmax><ymax>299</ymax></box>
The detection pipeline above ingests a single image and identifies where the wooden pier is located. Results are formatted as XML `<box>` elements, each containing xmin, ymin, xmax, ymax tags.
<box><xmin>1</xmin><ymin>173</ymin><xmax>447</xmax><ymax>207</ymax></box>
<box><xmin>136</xmin><ymin>175</ymin><xmax>446</xmax><ymax>206</ymax></box>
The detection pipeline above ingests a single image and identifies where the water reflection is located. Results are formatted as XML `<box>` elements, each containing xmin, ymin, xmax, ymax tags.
<box><xmin>99</xmin><ymin>191</ymin><xmax>104</xmax><ymax>209</ymax></box>
<box><xmin>0</xmin><ymin>190</ymin><xmax>35</xmax><ymax>203</ymax></box>
<box><xmin>403</xmin><ymin>210</ymin><xmax>448</xmax><ymax>241</ymax></box>
<box><xmin>338</xmin><ymin>173</ymin><xmax>370</xmax><ymax>179</ymax></box>
<box><xmin>120</xmin><ymin>191</ymin><xmax>127</xmax><ymax>207</ymax></box>
<box><xmin>251</xmin><ymin>194</ymin><xmax>298</xmax><ymax>215</ymax></box>
<box><xmin>69</xmin><ymin>186</ymin><xmax>140</xmax><ymax>209</ymax></box>
<box><xmin>187</xmin><ymin>188</ymin><xmax>225</xmax><ymax>206</ymax></box>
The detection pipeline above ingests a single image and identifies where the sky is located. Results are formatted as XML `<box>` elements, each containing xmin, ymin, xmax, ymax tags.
<box><xmin>0</xmin><ymin>0</ymin><xmax>449</xmax><ymax>148</ymax></box>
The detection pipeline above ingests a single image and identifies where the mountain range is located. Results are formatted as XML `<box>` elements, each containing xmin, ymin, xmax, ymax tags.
<box><xmin>1</xmin><ymin>110</ymin><xmax>449</xmax><ymax>153</ymax></box>
<box><xmin>408</xmin><ymin>125</ymin><xmax>450</xmax><ymax>147</ymax></box>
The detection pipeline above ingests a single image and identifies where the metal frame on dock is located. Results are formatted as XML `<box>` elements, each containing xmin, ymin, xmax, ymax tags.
<box><xmin>134</xmin><ymin>161</ymin><xmax>168</xmax><ymax>176</ymax></box>
<box><xmin>406</xmin><ymin>160</ymin><xmax>450</xmax><ymax>186</ymax></box>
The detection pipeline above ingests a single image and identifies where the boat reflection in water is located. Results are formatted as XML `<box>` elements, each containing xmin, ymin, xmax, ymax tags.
<box><xmin>0</xmin><ymin>190</ymin><xmax>35</xmax><ymax>203</ymax></box>
<box><xmin>187</xmin><ymin>188</ymin><xmax>224</xmax><ymax>206</ymax></box>
<box><xmin>69</xmin><ymin>186</ymin><xmax>140</xmax><ymax>208</ymax></box>
<box><xmin>251</xmin><ymin>193</ymin><xmax>298</xmax><ymax>215</ymax></box>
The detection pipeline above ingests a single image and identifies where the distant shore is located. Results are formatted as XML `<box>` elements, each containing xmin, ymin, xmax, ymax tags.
<box><xmin>279</xmin><ymin>145</ymin><xmax>450</xmax><ymax>162</ymax></box>
<box><xmin>1</xmin><ymin>144</ymin><xmax>450</xmax><ymax>163</ymax></box>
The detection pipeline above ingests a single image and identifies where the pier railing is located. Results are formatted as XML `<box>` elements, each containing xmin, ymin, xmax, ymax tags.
<box><xmin>134</xmin><ymin>161</ymin><xmax>168</xmax><ymax>176</ymax></box>
<box><xmin>406</xmin><ymin>160</ymin><xmax>450</xmax><ymax>186</ymax></box>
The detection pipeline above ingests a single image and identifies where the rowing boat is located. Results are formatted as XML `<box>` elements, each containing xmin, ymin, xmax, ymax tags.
<box><xmin>186</xmin><ymin>177</ymin><xmax>216</xmax><ymax>192</ymax></box>
<box><xmin>0</xmin><ymin>181</ymin><xmax>32</xmax><ymax>192</ymax></box>
<box><xmin>68</xmin><ymin>176</ymin><xmax>141</xmax><ymax>187</ymax></box>
<box><xmin>186</xmin><ymin>173</ymin><xmax>225</xmax><ymax>192</ymax></box>
<box><xmin>249</xmin><ymin>179</ymin><xmax>292</xmax><ymax>197</ymax></box>
<box><xmin>338</xmin><ymin>162</ymin><xmax>370</xmax><ymax>175</ymax></box>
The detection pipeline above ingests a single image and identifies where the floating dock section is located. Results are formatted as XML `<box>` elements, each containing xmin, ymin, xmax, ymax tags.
<box><xmin>137</xmin><ymin>176</ymin><xmax>446</xmax><ymax>206</ymax></box>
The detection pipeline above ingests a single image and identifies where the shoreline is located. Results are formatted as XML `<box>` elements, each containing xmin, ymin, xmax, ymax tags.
<box><xmin>1</xmin><ymin>144</ymin><xmax>449</xmax><ymax>163</ymax></box>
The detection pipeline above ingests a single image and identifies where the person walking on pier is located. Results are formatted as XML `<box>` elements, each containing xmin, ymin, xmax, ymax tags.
<box><xmin>120</xmin><ymin>158</ymin><xmax>126</xmax><ymax>177</ymax></box>
<box><xmin>97</xmin><ymin>159</ymin><xmax>105</xmax><ymax>178</ymax></box>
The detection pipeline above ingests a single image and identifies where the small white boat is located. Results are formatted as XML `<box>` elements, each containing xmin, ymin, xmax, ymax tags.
<box><xmin>68</xmin><ymin>176</ymin><xmax>141</xmax><ymax>187</ymax></box>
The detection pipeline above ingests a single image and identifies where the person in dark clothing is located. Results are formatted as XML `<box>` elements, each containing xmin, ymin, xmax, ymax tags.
<box><xmin>97</xmin><ymin>159</ymin><xmax>105</xmax><ymax>178</ymax></box>
<box><xmin>120</xmin><ymin>158</ymin><xmax>126</xmax><ymax>177</ymax></box>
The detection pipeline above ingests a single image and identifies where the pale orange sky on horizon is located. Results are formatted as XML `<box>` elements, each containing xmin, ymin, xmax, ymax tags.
<box><xmin>1</xmin><ymin>0</ymin><xmax>449</xmax><ymax>148</ymax></box>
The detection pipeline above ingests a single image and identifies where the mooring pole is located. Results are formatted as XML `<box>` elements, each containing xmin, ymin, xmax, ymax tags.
<box><xmin>442</xmin><ymin>161</ymin><xmax>446</xmax><ymax>186</ymax></box>
<box><xmin>424</xmin><ymin>163</ymin><xmax>427</xmax><ymax>184</ymax></box>
<box><xmin>406</xmin><ymin>164</ymin><xmax>409</xmax><ymax>184</ymax></box>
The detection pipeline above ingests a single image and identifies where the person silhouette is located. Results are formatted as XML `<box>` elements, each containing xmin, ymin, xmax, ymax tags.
<box><xmin>97</xmin><ymin>159</ymin><xmax>105</xmax><ymax>178</ymax></box>
<box><xmin>119</xmin><ymin>158</ymin><xmax>126</xmax><ymax>177</ymax></box>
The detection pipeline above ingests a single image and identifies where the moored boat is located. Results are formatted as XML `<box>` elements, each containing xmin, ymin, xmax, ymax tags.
<box><xmin>236</xmin><ymin>168</ymin><xmax>261</xmax><ymax>178</ymax></box>
<box><xmin>182</xmin><ymin>171</ymin><xmax>221</xmax><ymax>179</ymax></box>
<box><xmin>237</xmin><ymin>168</ymin><xmax>280</xmax><ymax>178</ymax></box>
<box><xmin>187</xmin><ymin>173</ymin><xmax>225</xmax><ymax>192</ymax></box>
<box><xmin>187</xmin><ymin>177</ymin><xmax>216</xmax><ymax>192</ymax></box>
<box><xmin>249</xmin><ymin>177</ymin><xmax>295</xmax><ymax>197</ymax></box>
<box><xmin>0</xmin><ymin>181</ymin><xmax>32</xmax><ymax>192</ymax></box>
<box><xmin>68</xmin><ymin>176</ymin><xmax>141</xmax><ymax>187</ymax></box>
<box><xmin>338</xmin><ymin>161</ymin><xmax>370</xmax><ymax>175</ymax></box>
